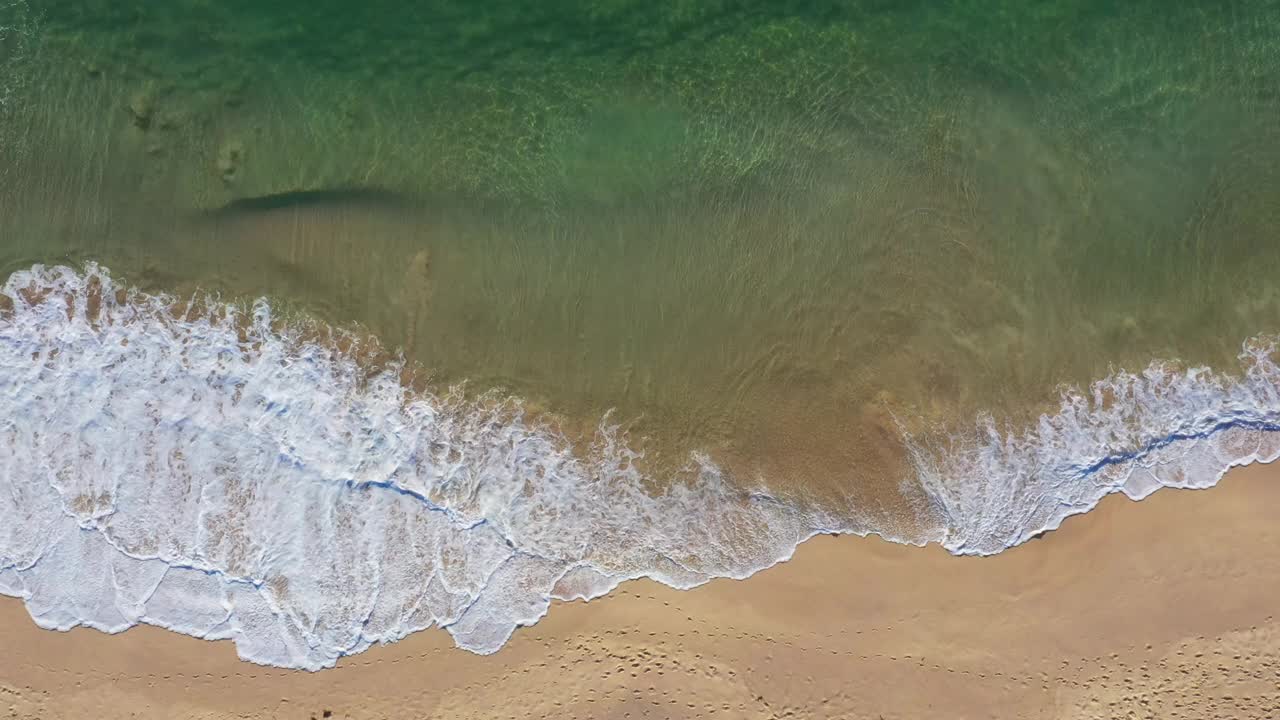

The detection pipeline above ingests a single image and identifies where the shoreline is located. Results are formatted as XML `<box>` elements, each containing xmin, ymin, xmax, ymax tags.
<box><xmin>4</xmin><ymin>462</ymin><xmax>1279</xmax><ymax>719</ymax></box>
<box><xmin>5</xmin><ymin>3</ymin><xmax>1280</xmax><ymax>716</ymax></box>
<box><xmin>4</xmin><ymin>263</ymin><xmax>1280</xmax><ymax>671</ymax></box>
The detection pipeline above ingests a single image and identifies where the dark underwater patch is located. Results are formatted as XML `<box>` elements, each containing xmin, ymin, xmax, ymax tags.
<box><xmin>202</xmin><ymin>187</ymin><xmax>413</xmax><ymax>217</ymax></box>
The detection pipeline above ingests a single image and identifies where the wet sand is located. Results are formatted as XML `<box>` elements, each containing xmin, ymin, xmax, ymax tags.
<box><xmin>2</xmin><ymin>462</ymin><xmax>1277</xmax><ymax>719</ymax></box>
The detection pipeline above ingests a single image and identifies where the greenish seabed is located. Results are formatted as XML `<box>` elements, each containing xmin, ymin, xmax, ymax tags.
<box><xmin>2</xmin><ymin>0</ymin><xmax>1279</xmax><ymax>518</ymax></box>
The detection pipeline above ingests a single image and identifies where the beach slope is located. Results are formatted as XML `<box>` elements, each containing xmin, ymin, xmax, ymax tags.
<box><xmin>2</xmin><ymin>464</ymin><xmax>1278</xmax><ymax>718</ymax></box>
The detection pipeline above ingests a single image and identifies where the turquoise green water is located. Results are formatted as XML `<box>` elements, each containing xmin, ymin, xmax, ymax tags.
<box><xmin>2</xmin><ymin>0</ymin><xmax>1280</xmax><ymax>510</ymax></box>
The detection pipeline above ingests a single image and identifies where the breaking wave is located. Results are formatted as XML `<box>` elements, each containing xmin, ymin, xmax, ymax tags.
<box><xmin>0</xmin><ymin>264</ymin><xmax>828</xmax><ymax>669</ymax></box>
<box><xmin>0</xmin><ymin>263</ymin><xmax>1277</xmax><ymax>669</ymax></box>
<box><xmin>911</xmin><ymin>339</ymin><xmax>1280</xmax><ymax>555</ymax></box>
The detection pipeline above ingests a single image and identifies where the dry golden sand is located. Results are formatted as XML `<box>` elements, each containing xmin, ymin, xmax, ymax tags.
<box><xmin>2</xmin><ymin>464</ymin><xmax>1279</xmax><ymax>720</ymax></box>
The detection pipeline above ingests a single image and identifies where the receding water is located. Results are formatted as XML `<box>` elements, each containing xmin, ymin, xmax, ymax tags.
<box><xmin>1</xmin><ymin>0</ymin><xmax>1279</xmax><ymax>667</ymax></box>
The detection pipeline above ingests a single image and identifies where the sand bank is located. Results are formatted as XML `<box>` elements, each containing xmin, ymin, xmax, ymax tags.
<box><xmin>2</xmin><ymin>462</ymin><xmax>1278</xmax><ymax>719</ymax></box>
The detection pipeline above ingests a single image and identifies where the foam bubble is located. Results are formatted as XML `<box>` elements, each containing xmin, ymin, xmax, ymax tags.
<box><xmin>0</xmin><ymin>264</ymin><xmax>824</xmax><ymax>669</ymax></box>
<box><xmin>908</xmin><ymin>338</ymin><xmax>1280</xmax><ymax>555</ymax></box>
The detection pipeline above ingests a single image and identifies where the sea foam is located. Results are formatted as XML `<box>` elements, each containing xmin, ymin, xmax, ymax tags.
<box><xmin>0</xmin><ymin>264</ymin><xmax>825</xmax><ymax>668</ymax></box>
<box><xmin>909</xmin><ymin>337</ymin><xmax>1280</xmax><ymax>555</ymax></box>
<box><xmin>0</xmin><ymin>263</ymin><xmax>1278</xmax><ymax>669</ymax></box>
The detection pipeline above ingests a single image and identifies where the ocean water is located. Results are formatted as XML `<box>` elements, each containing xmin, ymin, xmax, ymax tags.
<box><xmin>3</xmin><ymin>0</ymin><xmax>1280</xmax><ymax>673</ymax></box>
<box><xmin>1</xmin><ymin>263</ymin><xmax>1279</xmax><ymax>669</ymax></box>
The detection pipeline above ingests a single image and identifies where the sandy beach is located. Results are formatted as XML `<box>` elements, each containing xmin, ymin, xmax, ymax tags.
<box><xmin>1</xmin><ymin>462</ymin><xmax>1276</xmax><ymax>719</ymax></box>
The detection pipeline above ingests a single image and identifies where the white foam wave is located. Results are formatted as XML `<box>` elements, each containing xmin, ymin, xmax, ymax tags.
<box><xmin>909</xmin><ymin>337</ymin><xmax>1280</xmax><ymax>555</ymax></box>
<box><xmin>2</xmin><ymin>263</ymin><xmax>1279</xmax><ymax>669</ymax></box>
<box><xmin>0</xmin><ymin>264</ymin><xmax>826</xmax><ymax>669</ymax></box>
